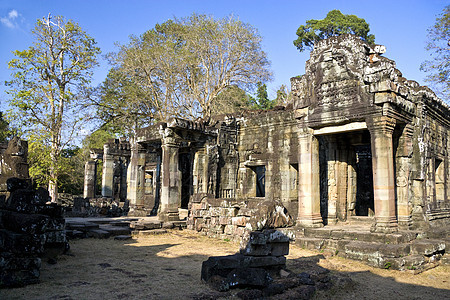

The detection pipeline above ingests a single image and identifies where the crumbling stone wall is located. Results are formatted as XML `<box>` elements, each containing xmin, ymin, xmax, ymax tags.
<box><xmin>0</xmin><ymin>178</ymin><xmax>66</xmax><ymax>287</ymax></box>
<box><xmin>187</xmin><ymin>193</ymin><xmax>293</xmax><ymax>241</ymax></box>
<box><xmin>0</xmin><ymin>137</ymin><xmax>29</xmax><ymax>195</ymax></box>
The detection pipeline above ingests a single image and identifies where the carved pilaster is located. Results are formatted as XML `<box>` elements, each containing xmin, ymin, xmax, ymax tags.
<box><xmin>367</xmin><ymin>116</ymin><xmax>398</xmax><ymax>233</ymax></box>
<box><xmin>159</xmin><ymin>128</ymin><xmax>182</xmax><ymax>222</ymax></box>
<box><xmin>297</xmin><ymin>130</ymin><xmax>323</xmax><ymax>227</ymax></box>
<box><xmin>83</xmin><ymin>160</ymin><xmax>97</xmax><ymax>199</ymax></box>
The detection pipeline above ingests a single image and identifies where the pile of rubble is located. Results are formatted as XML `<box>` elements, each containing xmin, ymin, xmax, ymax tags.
<box><xmin>0</xmin><ymin>178</ymin><xmax>67</xmax><ymax>287</ymax></box>
<box><xmin>200</xmin><ymin>229</ymin><xmax>351</xmax><ymax>299</ymax></box>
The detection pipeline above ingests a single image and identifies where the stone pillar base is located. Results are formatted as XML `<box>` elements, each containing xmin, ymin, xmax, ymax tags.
<box><xmin>159</xmin><ymin>209</ymin><xmax>180</xmax><ymax>222</ymax></box>
<box><xmin>397</xmin><ymin>216</ymin><xmax>412</xmax><ymax>230</ymax></box>
<box><xmin>296</xmin><ymin>214</ymin><xmax>324</xmax><ymax>228</ymax></box>
<box><xmin>371</xmin><ymin>216</ymin><xmax>398</xmax><ymax>233</ymax></box>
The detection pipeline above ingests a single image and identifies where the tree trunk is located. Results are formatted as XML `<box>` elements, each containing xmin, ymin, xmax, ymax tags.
<box><xmin>48</xmin><ymin>141</ymin><xmax>58</xmax><ymax>203</ymax></box>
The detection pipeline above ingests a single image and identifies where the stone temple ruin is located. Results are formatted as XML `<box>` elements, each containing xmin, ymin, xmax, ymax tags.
<box><xmin>82</xmin><ymin>35</ymin><xmax>449</xmax><ymax>270</ymax></box>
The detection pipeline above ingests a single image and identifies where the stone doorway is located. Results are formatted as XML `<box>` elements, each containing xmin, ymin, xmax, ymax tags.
<box><xmin>318</xmin><ymin>130</ymin><xmax>374</xmax><ymax>225</ymax></box>
<box><xmin>354</xmin><ymin>144</ymin><xmax>374</xmax><ymax>216</ymax></box>
<box><xmin>179</xmin><ymin>150</ymin><xmax>193</xmax><ymax>209</ymax></box>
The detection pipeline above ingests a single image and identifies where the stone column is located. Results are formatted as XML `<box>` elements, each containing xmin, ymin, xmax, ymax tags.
<box><xmin>83</xmin><ymin>160</ymin><xmax>97</xmax><ymax>199</ymax></box>
<box><xmin>159</xmin><ymin>131</ymin><xmax>181</xmax><ymax>221</ymax></box>
<box><xmin>396</xmin><ymin>124</ymin><xmax>413</xmax><ymax>228</ymax></box>
<box><xmin>102</xmin><ymin>144</ymin><xmax>114</xmax><ymax>198</ymax></box>
<box><xmin>297</xmin><ymin>131</ymin><xmax>323</xmax><ymax>227</ymax></box>
<box><xmin>368</xmin><ymin>116</ymin><xmax>398</xmax><ymax>233</ymax></box>
<box><xmin>127</xmin><ymin>141</ymin><xmax>139</xmax><ymax>207</ymax></box>
<box><xmin>325</xmin><ymin>136</ymin><xmax>338</xmax><ymax>225</ymax></box>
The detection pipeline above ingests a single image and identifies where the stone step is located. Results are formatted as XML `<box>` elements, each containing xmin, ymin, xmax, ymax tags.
<box><xmin>410</xmin><ymin>239</ymin><xmax>445</xmax><ymax>256</ymax></box>
<box><xmin>302</xmin><ymin>228</ymin><xmax>417</xmax><ymax>244</ymax></box>
<box><xmin>99</xmin><ymin>225</ymin><xmax>131</xmax><ymax>236</ymax></box>
<box><xmin>130</xmin><ymin>220</ymin><xmax>162</xmax><ymax>230</ymax></box>
<box><xmin>109</xmin><ymin>221</ymin><xmax>132</xmax><ymax>227</ymax></box>
<box><xmin>347</xmin><ymin>216</ymin><xmax>375</xmax><ymax>225</ymax></box>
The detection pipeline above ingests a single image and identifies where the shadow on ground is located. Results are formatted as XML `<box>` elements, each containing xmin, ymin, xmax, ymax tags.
<box><xmin>0</xmin><ymin>231</ymin><xmax>449</xmax><ymax>300</ymax></box>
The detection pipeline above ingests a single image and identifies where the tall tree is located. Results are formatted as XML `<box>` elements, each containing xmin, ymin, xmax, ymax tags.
<box><xmin>254</xmin><ymin>82</ymin><xmax>275</xmax><ymax>110</ymax></box>
<box><xmin>106</xmin><ymin>13</ymin><xmax>272</xmax><ymax>122</ymax></box>
<box><xmin>420</xmin><ymin>5</ymin><xmax>450</xmax><ymax>103</ymax></box>
<box><xmin>293</xmin><ymin>10</ymin><xmax>375</xmax><ymax>52</ymax></box>
<box><xmin>94</xmin><ymin>68</ymin><xmax>153</xmax><ymax>137</ymax></box>
<box><xmin>6</xmin><ymin>14</ymin><xmax>100</xmax><ymax>202</ymax></box>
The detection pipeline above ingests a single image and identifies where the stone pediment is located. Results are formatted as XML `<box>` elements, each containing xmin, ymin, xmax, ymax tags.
<box><xmin>290</xmin><ymin>34</ymin><xmax>449</xmax><ymax>127</ymax></box>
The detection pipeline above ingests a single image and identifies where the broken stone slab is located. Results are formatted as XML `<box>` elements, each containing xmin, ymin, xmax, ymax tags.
<box><xmin>87</xmin><ymin>229</ymin><xmax>111</xmax><ymax>239</ymax></box>
<box><xmin>201</xmin><ymin>254</ymin><xmax>246</xmax><ymax>281</ymax></box>
<box><xmin>240</xmin><ymin>230</ymin><xmax>290</xmax><ymax>256</ymax></box>
<box><xmin>99</xmin><ymin>225</ymin><xmax>131</xmax><ymax>236</ymax></box>
<box><xmin>242</xmin><ymin>255</ymin><xmax>286</xmax><ymax>268</ymax></box>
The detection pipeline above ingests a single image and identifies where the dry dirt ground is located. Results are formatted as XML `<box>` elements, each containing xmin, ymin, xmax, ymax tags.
<box><xmin>1</xmin><ymin>230</ymin><xmax>450</xmax><ymax>300</ymax></box>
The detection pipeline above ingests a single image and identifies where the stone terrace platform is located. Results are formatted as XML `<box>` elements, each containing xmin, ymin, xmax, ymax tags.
<box><xmin>280</xmin><ymin>219</ymin><xmax>450</xmax><ymax>272</ymax></box>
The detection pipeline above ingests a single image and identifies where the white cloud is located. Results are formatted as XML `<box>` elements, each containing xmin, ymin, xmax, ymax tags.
<box><xmin>8</xmin><ymin>9</ymin><xmax>18</xmax><ymax>19</ymax></box>
<box><xmin>1</xmin><ymin>9</ymin><xmax>21</xmax><ymax>29</ymax></box>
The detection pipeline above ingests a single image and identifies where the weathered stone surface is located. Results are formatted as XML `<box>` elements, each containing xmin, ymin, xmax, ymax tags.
<box><xmin>226</xmin><ymin>267</ymin><xmax>272</xmax><ymax>288</ymax></box>
<box><xmin>247</xmin><ymin>200</ymin><xmax>294</xmax><ymax>231</ymax></box>
<box><xmin>410</xmin><ymin>239</ymin><xmax>445</xmax><ymax>256</ymax></box>
<box><xmin>0</xmin><ymin>229</ymin><xmax>44</xmax><ymax>254</ymax></box>
<box><xmin>6</xmin><ymin>177</ymin><xmax>31</xmax><ymax>193</ymax></box>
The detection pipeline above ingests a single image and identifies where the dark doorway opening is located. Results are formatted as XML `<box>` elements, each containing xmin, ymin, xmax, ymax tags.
<box><xmin>179</xmin><ymin>151</ymin><xmax>192</xmax><ymax>209</ymax></box>
<box><xmin>255</xmin><ymin>165</ymin><xmax>266</xmax><ymax>197</ymax></box>
<box><xmin>355</xmin><ymin>144</ymin><xmax>374</xmax><ymax>216</ymax></box>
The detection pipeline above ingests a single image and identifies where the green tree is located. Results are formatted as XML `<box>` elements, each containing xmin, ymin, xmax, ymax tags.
<box><xmin>420</xmin><ymin>5</ymin><xmax>450</xmax><ymax>103</ymax></box>
<box><xmin>253</xmin><ymin>82</ymin><xmax>275</xmax><ymax>110</ymax></box>
<box><xmin>6</xmin><ymin>14</ymin><xmax>100</xmax><ymax>202</ymax></box>
<box><xmin>211</xmin><ymin>85</ymin><xmax>253</xmax><ymax>115</ymax></box>
<box><xmin>94</xmin><ymin>68</ymin><xmax>153</xmax><ymax>136</ymax></box>
<box><xmin>0</xmin><ymin>112</ymin><xmax>10</xmax><ymax>143</ymax></box>
<box><xmin>275</xmin><ymin>84</ymin><xmax>289</xmax><ymax>106</ymax></box>
<box><xmin>109</xmin><ymin>13</ymin><xmax>272</xmax><ymax>122</ymax></box>
<box><xmin>293</xmin><ymin>10</ymin><xmax>375</xmax><ymax>52</ymax></box>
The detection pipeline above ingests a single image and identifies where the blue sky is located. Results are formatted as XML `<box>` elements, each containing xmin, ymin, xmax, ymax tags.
<box><xmin>0</xmin><ymin>0</ymin><xmax>446</xmax><ymax>110</ymax></box>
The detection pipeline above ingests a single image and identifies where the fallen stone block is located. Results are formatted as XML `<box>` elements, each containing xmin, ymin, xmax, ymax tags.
<box><xmin>227</xmin><ymin>267</ymin><xmax>272</xmax><ymax>288</ymax></box>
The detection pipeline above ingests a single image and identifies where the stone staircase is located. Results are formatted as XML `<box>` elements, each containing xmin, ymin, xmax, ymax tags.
<box><xmin>286</xmin><ymin>222</ymin><xmax>449</xmax><ymax>271</ymax></box>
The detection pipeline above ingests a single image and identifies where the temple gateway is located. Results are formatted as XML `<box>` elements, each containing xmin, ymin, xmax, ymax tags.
<box><xmin>84</xmin><ymin>35</ymin><xmax>449</xmax><ymax>237</ymax></box>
